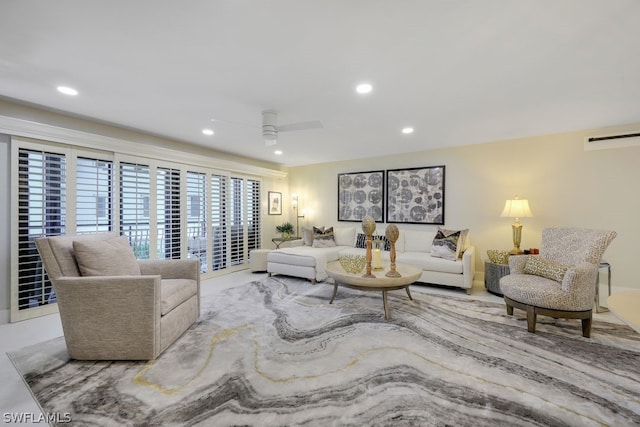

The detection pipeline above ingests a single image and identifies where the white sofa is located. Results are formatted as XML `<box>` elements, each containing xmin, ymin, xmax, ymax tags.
<box><xmin>267</xmin><ymin>226</ymin><xmax>476</xmax><ymax>294</ymax></box>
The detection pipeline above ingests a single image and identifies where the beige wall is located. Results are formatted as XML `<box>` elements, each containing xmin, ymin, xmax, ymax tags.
<box><xmin>287</xmin><ymin>123</ymin><xmax>640</xmax><ymax>291</ymax></box>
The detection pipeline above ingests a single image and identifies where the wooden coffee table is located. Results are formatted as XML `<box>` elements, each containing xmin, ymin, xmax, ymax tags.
<box><xmin>324</xmin><ymin>261</ymin><xmax>422</xmax><ymax>320</ymax></box>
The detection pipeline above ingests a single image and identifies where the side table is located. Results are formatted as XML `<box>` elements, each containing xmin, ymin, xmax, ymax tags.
<box><xmin>271</xmin><ymin>237</ymin><xmax>301</xmax><ymax>249</ymax></box>
<box><xmin>484</xmin><ymin>261</ymin><xmax>510</xmax><ymax>296</ymax></box>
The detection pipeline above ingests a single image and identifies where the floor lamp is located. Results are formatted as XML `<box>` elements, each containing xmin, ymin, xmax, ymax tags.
<box><xmin>292</xmin><ymin>193</ymin><xmax>305</xmax><ymax>238</ymax></box>
<box><xmin>501</xmin><ymin>196</ymin><xmax>533</xmax><ymax>254</ymax></box>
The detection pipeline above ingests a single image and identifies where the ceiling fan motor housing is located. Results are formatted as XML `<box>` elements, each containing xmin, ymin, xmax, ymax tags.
<box><xmin>262</xmin><ymin>110</ymin><xmax>278</xmax><ymax>145</ymax></box>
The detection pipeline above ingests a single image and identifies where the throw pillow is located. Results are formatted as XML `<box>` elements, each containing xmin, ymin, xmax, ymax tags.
<box><xmin>301</xmin><ymin>227</ymin><xmax>314</xmax><ymax>246</ymax></box>
<box><xmin>312</xmin><ymin>226</ymin><xmax>337</xmax><ymax>248</ymax></box>
<box><xmin>73</xmin><ymin>235</ymin><xmax>141</xmax><ymax>276</ymax></box>
<box><xmin>523</xmin><ymin>256</ymin><xmax>568</xmax><ymax>283</ymax></box>
<box><xmin>355</xmin><ymin>233</ymin><xmax>391</xmax><ymax>250</ymax></box>
<box><xmin>431</xmin><ymin>228</ymin><xmax>464</xmax><ymax>261</ymax></box>
<box><xmin>334</xmin><ymin>227</ymin><xmax>356</xmax><ymax>246</ymax></box>
<box><xmin>437</xmin><ymin>227</ymin><xmax>469</xmax><ymax>258</ymax></box>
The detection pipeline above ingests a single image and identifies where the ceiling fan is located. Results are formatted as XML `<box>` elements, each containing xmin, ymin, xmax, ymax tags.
<box><xmin>261</xmin><ymin>110</ymin><xmax>323</xmax><ymax>146</ymax></box>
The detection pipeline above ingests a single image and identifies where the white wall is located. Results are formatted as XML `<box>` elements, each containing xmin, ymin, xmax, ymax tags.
<box><xmin>288</xmin><ymin>123</ymin><xmax>640</xmax><ymax>291</ymax></box>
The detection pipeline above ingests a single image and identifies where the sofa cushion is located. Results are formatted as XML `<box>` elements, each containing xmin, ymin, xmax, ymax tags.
<box><xmin>431</xmin><ymin>228</ymin><xmax>466</xmax><ymax>261</ymax></box>
<box><xmin>161</xmin><ymin>278</ymin><xmax>198</xmax><ymax>316</ymax></box>
<box><xmin>269</xmin><ymin>245</ymin><xmax>343</xmax><ymax>266</ymax></box>
<box><xmin>334</xmin><ymin>227</ymin><xmax>356</xmax><ymax>246</ymax></box>
<box><xmin>399</xmin><ymin>252</ymin><xmax>464</xmax><ymax>274</ymax></box>
<box><xmin>523</xmin><ymin>256</ymin><xmax>568</xmax><ymax>283</ymax></box>
<box><xmin>404</xmin><ymin>230</ymin><xmax>436</xmax><ymax>253</ymax></box>
<box><xmin>301</xmin><ymin>227</ymin><xmax>314</xmax><ymax>246</ymax></box>
<box><xmin>313</xmin><ymin>226</ymin><xmax>337</xmax><ymax>248</ymax></box>
<box><xmin>73</xmin><ymin>235</ymin><xmax>141</xmax><ymax>276</ymax></box>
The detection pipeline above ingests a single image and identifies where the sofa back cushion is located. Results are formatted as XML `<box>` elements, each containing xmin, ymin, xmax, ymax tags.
<box><xmin>404</xmin><ymin>230</ymin><xmax>435</xmax><ymax>253</ymax></box>
<box><xmin>73</xmin><ymin>235</ymin><xmax>141</xmax><ymax>276</ymax></box>
<box><xmin>333</xmin><ymin>227</ymin><xmax>356</xmax><ymax>246</ymax></box>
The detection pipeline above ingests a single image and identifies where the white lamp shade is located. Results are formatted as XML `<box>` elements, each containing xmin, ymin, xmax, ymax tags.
<box><xmin>501</xmin><ymin>199</ymin><xmax>533</xmax><ymax>218</ymax></box>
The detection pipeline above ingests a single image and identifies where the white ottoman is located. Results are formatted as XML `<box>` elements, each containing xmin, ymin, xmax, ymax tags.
<box><xmin>249</xmin><ymin>249</ymin><xmax>270</xmax><ymax>272</ymax></box>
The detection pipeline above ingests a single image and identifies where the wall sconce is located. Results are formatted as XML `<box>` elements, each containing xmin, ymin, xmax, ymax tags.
<box><xmin>500</xmin><ymin>195</ymin><xmax>533</xmax><ymax>254</ymax></box>
<box><xmin>292</xmin><ymin>193</ymin><xmax>305</xmax><ymax>237</ymax></box>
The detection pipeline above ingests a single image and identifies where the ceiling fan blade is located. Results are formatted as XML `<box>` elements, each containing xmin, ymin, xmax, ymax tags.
<box><xmin>277</xmin><ymin>120</ymin><xmax>324</xmax><ymax>133</ymax></box>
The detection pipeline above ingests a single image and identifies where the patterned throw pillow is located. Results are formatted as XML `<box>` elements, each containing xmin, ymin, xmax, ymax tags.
<box><xmin>355</xmin><ymin>233</ymin><xmax>391</xmax><ymax>250</ymax></box>
<box><xmin>431</xmin><ymin>228</ymin><xmax>464</xmax><ymax>261</ymax></box>
<box><xmin>312</xmin><ymin>226</ymin><xmax>336</xmax><ymax>248</ymax></box>
<box><xmin>523</xmin><ymin>256</ymin><xmax>568</xmax><ymax>282</ymax></box>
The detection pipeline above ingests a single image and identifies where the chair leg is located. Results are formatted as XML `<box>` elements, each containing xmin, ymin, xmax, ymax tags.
<box><xmin>505</xmin><ymin>301</ymin><xmax>514</xmax><ymax>316</ymax></box>
<box><xmin>581</xmin><ymin>316</ymin><xmax>592</xmax><ymax>338</ymax></box>
<box><xmin>526</xmin><ymin>305</ymin><xmax>537</xmax><ymax>333</ymax></box>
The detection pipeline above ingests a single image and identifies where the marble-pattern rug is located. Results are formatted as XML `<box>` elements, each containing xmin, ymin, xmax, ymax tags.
<box><xmin>8</xmin><ymin>276</ymin><xmax>640</xmax><ymax>426</ymax></box>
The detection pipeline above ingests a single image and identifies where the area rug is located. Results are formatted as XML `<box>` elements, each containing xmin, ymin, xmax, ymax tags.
<box><xmin>8</xmin><ymin>276</ymin><xmax>640</xmax><ymax>426</ymax></box>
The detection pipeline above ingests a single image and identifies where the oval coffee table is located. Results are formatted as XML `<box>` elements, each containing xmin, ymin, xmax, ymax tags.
<box><xmin>324</xmin><ymin>261</ymin><xmax>422</xmax><ymax>320</ymax></box>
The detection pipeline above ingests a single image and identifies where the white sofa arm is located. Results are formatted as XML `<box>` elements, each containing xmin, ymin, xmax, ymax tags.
<box><xmin>462</xmin><ymin>246</ymin><xmax>476</xmax><ymax>287</ymax></box>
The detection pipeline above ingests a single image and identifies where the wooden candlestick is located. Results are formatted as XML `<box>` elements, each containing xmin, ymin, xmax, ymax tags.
<box><xmin>385</xmin><ymin>224</ymin><xmax>401</xmax><ymax>278</ymax></box>
<box><xmin>361</xmin><ymin>215</ymin><xmax>376</xmax><ymax>278</ymax></box>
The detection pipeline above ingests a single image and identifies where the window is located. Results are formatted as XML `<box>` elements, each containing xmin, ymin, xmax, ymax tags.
<box><xmin>120</xmin><ymin>162</ymin><xmax>151</xmax><ymax>259</ymax></box>
<box><xmin>12</xmin><ymin>140</ymin><xmax>263</xmax><ymax>321</ymax></box>
<box><xmin>211</xmin><ymin>173</ymin><xmax>227</xmax><ymax>271</ymax></box>
<box><xmin>187</xmin><ymin>171</ymin><xmax>207</xmax><ymax>272</ymax></box>
<box><xmin>157</xmin><ymin>167</ymin><xmax>181</xmax><ymax>259</ymax></box>
<box><xmin>16</xmin><ymin>148</ymin><xmax>66</xmax><ymax>311</ymax></box>
<box><xmin>76</xmin><ymin>157</ymin><xmax>113</xmax><ymax>234</ymax></box>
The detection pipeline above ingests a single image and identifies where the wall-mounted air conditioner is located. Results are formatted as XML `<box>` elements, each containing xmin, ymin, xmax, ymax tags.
<box><xmin>584</xmin><ymin>131</ymin><xmax>640</xmax><ymax>151</ymax></box>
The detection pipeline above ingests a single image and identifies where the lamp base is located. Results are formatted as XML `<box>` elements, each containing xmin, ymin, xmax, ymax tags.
<box><xmin>509</xmin><ymin>248</ymin><xmax>524</xmax><ymax>255</ymax></box>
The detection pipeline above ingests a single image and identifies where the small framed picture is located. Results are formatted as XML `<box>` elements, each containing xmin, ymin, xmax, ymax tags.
<box><xmin>268</xmin><ymin>191</ymin><xmax>282</xmax><ymax>215</ymax></box>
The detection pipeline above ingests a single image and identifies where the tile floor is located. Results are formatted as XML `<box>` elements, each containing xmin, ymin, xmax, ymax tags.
<box><xmin>0</xmin><ymin>270</ymin><xmax>621</xmax><ymax>426</ymax></box>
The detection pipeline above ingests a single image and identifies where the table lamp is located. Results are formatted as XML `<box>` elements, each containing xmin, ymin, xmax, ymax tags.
<box><xmin>500</xmin><ymin>196</ymin><xmax>533</xmax><ymax>255</ymax></box>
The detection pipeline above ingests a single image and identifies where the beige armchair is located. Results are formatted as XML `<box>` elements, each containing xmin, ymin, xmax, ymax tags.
<box><xmin>36</xmin><ymin>232</ymin><xmax>200</xmax><ymax>360</ymax></box>
<box><xmin>499</xmin><ymin>227</ymin><xmax>616</xmax><ymax>338</ymax></box>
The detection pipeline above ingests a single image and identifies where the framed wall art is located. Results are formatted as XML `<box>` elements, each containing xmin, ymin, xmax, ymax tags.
<box><xmin>268</xmin><ymin>191</ymin><xmax>282</xmax><ymax>215</ymax></box>
<box><xmin>386</xmin><ymin>165</ymin><xmax>445</xmax><ymax>224</ymax></box>
<box><xmin>338</xmin><ymin>170</ymin><xmax>385</xmax><ymax>222</ymax></box>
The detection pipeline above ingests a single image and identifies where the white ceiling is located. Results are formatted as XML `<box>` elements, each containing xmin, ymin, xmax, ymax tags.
<box><xmin>1</xmin><ymin>1</ymin><xmax>639</xmax><ymax>167</ymax></box>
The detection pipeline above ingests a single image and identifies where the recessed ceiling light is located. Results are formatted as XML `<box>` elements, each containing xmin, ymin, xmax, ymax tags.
<box><xmin>202</xmin><ymin>128</ymin><xmax>214</xmax><ymax>136</ymax></box>
<box><xmin>274</xmin><ymin>150</ymin><xmax>283</xmax><ymax>155</ymax></box>
<box><xmin>402</xmin><ymin>127</ymin><xmax>414</xmax><ymax>134</ymax></box>
<box><xmin>57</xmin><ymin>86</ymin><xmax>78</xmax><ymax>96</ymax></box>
<box><xmin>355</xmin><ymin>83</ymin><xmax>372</xmax><ymax>94</ymax></box>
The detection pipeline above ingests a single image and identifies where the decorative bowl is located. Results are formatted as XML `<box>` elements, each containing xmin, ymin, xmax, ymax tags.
<box><xmin>338</xmin><ymin>255</ymin><xmax>367</xmax><ymax>274</ymax></box>
<box><xmin>487</xmin><ymin>249</ymin><xmax>510</xmax><ymax>265</ymax></box>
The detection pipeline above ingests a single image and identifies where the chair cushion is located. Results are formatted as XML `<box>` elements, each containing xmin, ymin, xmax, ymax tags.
<box><xmin>523</xmin><ymin>256</ymin><xmax>568</xmax><ymax>283</ymax></box>
<box><xmin>73</xmin><ymin>235</ymin><xmax>141</xmax><ymax>276</ymax></box>
<box><xmin>500</xmin><ymin>274</ymin><xmax>590</xmax><ymax>311</ymax></box>
<box><xmin>161</xmin><ymin>279</ymin><xmax>198</xmax><ymax>316</ymax></box>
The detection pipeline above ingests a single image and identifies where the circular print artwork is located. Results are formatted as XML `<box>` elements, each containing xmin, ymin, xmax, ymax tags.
<box><xmin>338</xmin><ymin>171</ymin><xmax>384</xmax><ymax>222</ymax></box>
<box><xmin>386</xmin><ymin>166</ymin><xmax>444</xmax><ymax>224</ymax></box>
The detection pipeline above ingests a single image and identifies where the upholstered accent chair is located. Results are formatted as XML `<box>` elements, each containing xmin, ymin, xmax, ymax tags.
<box><xmin>499</xmin><ymin>227</ymin><xmax>616</xmax><ymax>338</ymax></box>
<box><xmin>35</xmin><ymin>232</ymin><xmax>200</xmax><ymax>360</ymax></box>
